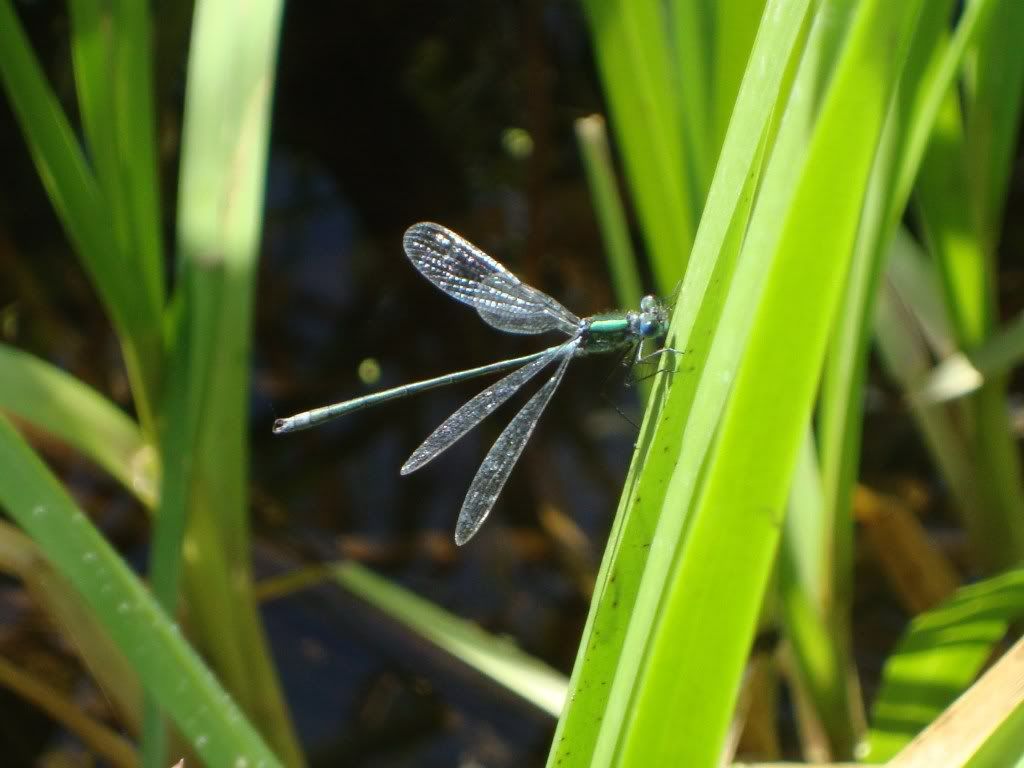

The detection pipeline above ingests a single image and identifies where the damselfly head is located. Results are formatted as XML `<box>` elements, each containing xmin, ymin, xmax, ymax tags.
<box><xmin>633</xmin><ymin>295</ymin><xmax>669</xmax><ymax>338</ymax></box>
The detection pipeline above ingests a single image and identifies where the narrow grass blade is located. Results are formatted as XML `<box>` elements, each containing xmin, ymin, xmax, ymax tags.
<box><xmin>580</xmin><ymin>0</ymin><xmax>694</xmax><ymax>291</ymax></box>
<box><xmin>965</xmin><ymin>0</ymin><xmax>1024</xmax><ymax>251</ymax></box>
<box><xmin>817</xmin><ymin>0</ymin><xmax>990</xmax><ymax>533</ymax></box>
<box><xmin>575</xmin><ymin>115</ymin><xmax>643</xmax><ymax>311</ymax></box>
<box><xmin>709</xmin><ymin>0</ymin><xmax>767</xmax><ymax>156</ymax></box>
<box><xmin>619</xmin><ymin>3</ymin><xmax>924</xmax><ymax>764</ymax></box>
<box><xmin>805</xmin><ymin>1</ymin><xmax>989</xmax><ymax>752</ymax></box>
<box><xmin>256</xmin><ymin>564</ymin><xmax>567</xmax><ymax>716</ymax></box>
<box><xmin>574</xmin><ymin>1</ymin><xmax>829</xmax><ymax>762</ymax></box>
<box><xmin>331</xmin><ymin>563</ymin><xmax>567</xmax><ymax>716</ymax></box>
<box><xmin>779</xmin><ymin>429</ymin><xmax>862</xmax><ymax>757</ymax></box>
<box><xmin>0</xmin><ymin>344</ymin><xmax>156</xmax><ymax>507</ymax></box>
<box><xmin>868</xmin><ymin>569</ymin><xmax>1024</xmax><ymax>761</ymax></box>
<box><xmin>874</xmin><ymin>248</ymin><xmax>980</xmax><ymax>542</ymax></box>
<box><xmin>68</xmin><ymin>0</ymin><xmax>165</xmax><ymax>326</ymax></box>
<box><xmin>913</xmin><ymin>0</ymin><xmax>1024</xmax><ymax>570</ymax></box>
<box><xmin>668</xmin><ymin>0</ymin><xmax>714</xmax><ymax>201</ymax></box>
<box><xmin>0</xmin><ymin>415</ymin><xmax>282</xmax><ymax>767</ymax></box>
<box><xmin>0</xmin><ymin>0</ymin><xmax>163</xmax><ymax>429</ymax></box>
<box><xmin>147</xmin><ymin>1</ymin><xmax>303</xmax><ymax>764</ymax></box>
<box><xmin>884</xmin><ymin>228</ymin><xmax>956</xmax><ymax>354</ymax></box>
<box><xmin>917</xmin><ymin>97</ymin><xmax>992</xmax><ymax>348</ymax></box>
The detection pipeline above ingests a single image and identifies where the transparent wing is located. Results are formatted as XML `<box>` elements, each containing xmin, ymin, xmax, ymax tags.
<box><xmin>401</xmin><ymin>344</ymin><xmax>566</xmax><ymax>475</ymax></box>
<box><xmin>404</xmin><ymin>222</ymin><xmax>580</xmax><ymax>336</ymax></box>
<box><xmin>454</xmin><ymin>341</ymin><xmax>577</xmax><ymax>545</ymax></box>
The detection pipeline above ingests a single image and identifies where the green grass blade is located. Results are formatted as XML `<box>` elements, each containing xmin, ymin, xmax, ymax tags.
<box><xmin>146</xmin><ymin>1</ymin><xmax>303</xmax><ymax>764</ymax></box>
<box><xmin>917</xmin><ymin>96</ymin><xmax>992</xmax><ymax>347</ymax></box>
<box><xmin>0</xmin><ymin>343</ymin><xmax>156</xmax><ymax>507</ymax></box>
<box><xmin>892</xmin><ymin>0</ymin><xmax>997</xmax><ymax>223</ymax></box>
<box><xmin>962</xmin><ymin>0</ymin><xmax>1024</xmax><ymax>570</ymax></box>
<box><xmin>816</xmin><ymin>0</ymin><xmax>953</xmax><ymax>584</ymax></box>
<box><xmin>547</xmin><ymin>2</ymin><xmax>812</xmax><ymax>765</ymax></box>
<box><xmin>68</xmin><ymin>0</ymin><xmax>128</xmax><ymax>254</ymax></box>
<box><xmin>874</xmin><ymin>238</ymin><xmax>981</xmax><ymax>536</ymax></box>
<box><xmin>913</xmin><ymin>0</ymin><xmax>1024</xmax><ymax>570</ymax></box>
<box><xmin>68</xmin><ymin>0</ymin><xmax>166</xmax><ymax>321</ymax></box>
<box><xmin>709</xmin><ymin>0</ymin><xmax>767</xmax><ymax>155</ymax></box>
<box><xmin>779</xmin><ymin>429</ymin><xmax>861</xmax><ymax>757</ymax></box>
<box><xmin>884</xmin><ymin>228</ymin><xmax>956</xmax><ymax>352</ymax></box>
<box><xmin>805</xmin><ymin>1</ymin><xmax>990</xmax><ymax>751</ymax></box>
<box><xmin>575</xmin><ymin>114</ymin><xmax>643</xmax><ymax>311</ymax></box>
<box><xmin>866</xmin><ymin>568</ymin><xmax>1024</xmax><ymax>761</ymax></box>
<box><xmin>619</xmin><ymin>3</ymin><xmax>924</xmax><ymax>764</ymax></box>
<box><xmin>0</xmin><ymin>0</ymin><xmax>162</xmax><ymax>432</ymax></box>
<box><xmin>144</xmin><ymin>286</ymin><xmax>214</xmax><ymax>767</ymax></box>
<box><xmin>965</xmin><ymin>0</ymin><xmax>1024</xmax><ymax>252</ymax></box>
<box><xmin>575</xmin><ymin>2</ymin><xmax>824</xmax><ymax>760</ymax></box>
<box><xmin>0</xmin><ymin>415</ymin><xmax>282</xmax><ymax>767</ymax></box>
<box><xmin>668</xmin><ymin>0</ymin><xmax>714</xmax><ymax>202</ymax></box>
<box><xmin>580</xmin><ymin>0</ymin><xmax>694</xmax><ymax>291</ymax></box>
<box><xmin>0</xmin><ymin>0</ymin><xmax>110</xmax><ymax>304</ymax></box>
<box><xmin>331</xmin><ymin>563</ymin><xmax>567</xmax><ymax>716</ymax></box>
<box><xmin>257</xmin><ymin>563</ymin><xmax>569</xmax><ymax>717</ymax></box>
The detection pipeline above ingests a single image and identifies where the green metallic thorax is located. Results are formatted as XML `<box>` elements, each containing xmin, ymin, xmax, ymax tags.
<box><xmin>578</xmin><ymin>312</ymin><xmax>635</xmax><ymax>356</ymax></box>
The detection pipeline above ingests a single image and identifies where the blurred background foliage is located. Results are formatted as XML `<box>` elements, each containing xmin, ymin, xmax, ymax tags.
<box><xmin>0</xmin><ymin>0</ymin><xmax>1022</xmax><ymax>767</ymax></box>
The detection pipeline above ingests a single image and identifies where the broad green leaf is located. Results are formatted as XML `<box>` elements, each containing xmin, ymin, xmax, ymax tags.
<box><xmin>548</xmin><ymin>1</ymin><xmax>813</xmax><ymax>764</ymax></box>
<box><xmin>887</xmin><ymin>634</ymin><xmax>1024</xmax><ymax>768</ymax></box>
<box><xmin>620</xmin><ymin>3</ymin><xmax>924</xmax><ymax>765</ymax></box>
<box><xmin>867</xmin><ymin>568</ymin><xmax>1024</xmax><ymax>761</ymax></box>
